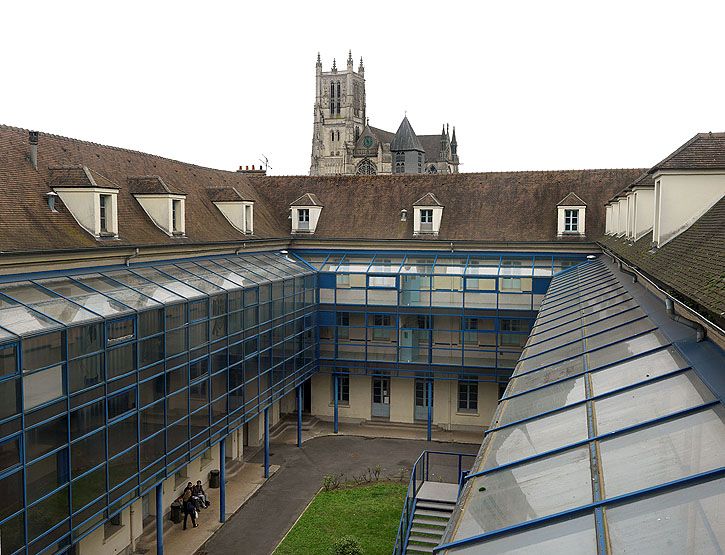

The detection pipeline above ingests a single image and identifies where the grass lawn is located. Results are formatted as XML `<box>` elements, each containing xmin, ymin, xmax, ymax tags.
<box><xmin>274</xmin><ymin>482</ymin><xmax>407</xmax><ymax>555</ymax></box>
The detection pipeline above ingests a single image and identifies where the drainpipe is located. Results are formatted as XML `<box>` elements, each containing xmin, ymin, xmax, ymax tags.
<box><xmin>617</xmin><ymin>260</ymin><xmax>637</xmax><ymax>283</ymax></box>
<box><xmin>129</xmin><ymin>503</ymin><xmax>136</xmax><ymax>552</ymax></box>
<box><xmin>125</xmin><ymin>247</ymin><xmax>140</xmax><ymax>266</ymax></box>
<box><xmin>665</xmin><ymin>298</ymin><xmax>705</xmax><ymax>342</ymax></box>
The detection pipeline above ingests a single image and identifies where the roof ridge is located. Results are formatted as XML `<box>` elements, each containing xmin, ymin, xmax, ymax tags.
<box><xmin>0</xmin><ymin>123</ymin><xmax>245</xmax><ymax>176</ymax></box>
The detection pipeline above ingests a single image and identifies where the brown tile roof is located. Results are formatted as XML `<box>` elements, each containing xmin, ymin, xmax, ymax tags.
<box><xmin>128</xmin><ymin>175</ymin><xmax>185</xmax><ymax>195</ymax></box>
<box><xmin>290</xmin><ymin>193</ymin><xmax>322</xmax><ymax>207</ymax></box>
<box><xmin>0</xmin><ymin>123</ymin><xmax>642</xmax><ymax>253</ymax></box>
<box><xmin>369</xmin><ymin>126</ymin><xmax>395</xmax><ymax>144</ymax></box>
<box><xmin>598</xmin><ymin>196</ymin><xmax>725</xmax><ymax>327</ymax></box>
<box><xmin>0</xmin><ymin>124</ymin><xmax>276</xmax><ymax>252</ymax></box>
<box><xmin>251</xmin><ymin>169</ymin><xmax>643</xmax><ymax>242</ymax></box>
<box><xmin>651</xmin><ymin>132</ymin><xmax>725</xmax><ymax>172</ymax></box>
<box><xmin>557</xmin><ymin>192</ymin><xmax>587</xmax><ymax>206</ymax></box>
<box><xmin>413</xmin><ymin>192</ymin><xmax>443</xmax><ymax>206</ymax></box>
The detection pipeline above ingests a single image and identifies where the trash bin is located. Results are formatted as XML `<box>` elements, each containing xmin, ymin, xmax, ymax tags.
<box><xmin>209</xmin><ymin>469</ymin><xmax>220</xmax><ymax>488</ymax></box>
<box><xmin>170</xmin><ymin>501</ymin><xmax>182</xmax><ymax>523</ymax></box>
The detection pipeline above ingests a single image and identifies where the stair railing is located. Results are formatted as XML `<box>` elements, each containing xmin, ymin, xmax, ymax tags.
<box><xmin>392</xmin><ymin>450</ymin><xmax>476</xmax><ymax>555</ymax></box>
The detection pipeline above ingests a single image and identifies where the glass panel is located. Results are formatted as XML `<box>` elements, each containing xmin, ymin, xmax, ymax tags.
<box><xmin>0</xmin><ymin>296</ymin><xmax>62</xmax><ymax>335</ymax></box>
<box><xmin>587</xmin><ymin>331</ymin><xmax>669</xmax><ymax>370</ymax></box>
<box><xmin>590</xmin><ymin>347</ymin><xmax>687</xmax><ymax>396</ymax></box>
<box><xmin>482</xmin><ymin>405</ymin><xmax>588</xmax><ymax>470</ymax></box>
<box><xmin>507</xmin><ymin>357</ymin><xmax>585</xmax><ymax>396</ymax></box>
<box><xmin>606</xmin><ymin>477</ymin><xmax>725</xmax><ymax>555</ymax></box>
<box><xmin>36</xmin><ymin>277</ymin><xmax>132</xmax><ymax>317</ymax></box>
<box><xmin>27</xmin><ymin>487</ymin><xmax>69</xmax><ymax>541</ymax></box>
<box><xmin>26</xmin><ymin>448</ymin><xmax>69</xmax><ymax>503</ymax></box>
<box><xmin>456</xmin><ymin>447</ymin><xmax>592</xmax><ymax>537</ymax></box>
<box><xmin>132</xmin><ymin>267</ymin><xmax>205</xmax><ymax>299</ymax></box>
<box><xmin>74</xmin><ymin>274</ymin><xmax>163</xmax><ymax>310</ymax></box>
<box><xmin>595</xmin><ymin>371</ymin><xmax>715</xmax><ymax>434</ymax></box>
<box><xmin>104</xmin><ymin>270</ymin><xmax>185</xmax><ymax>304</ymax></box>
<box><xmin>24</xmin><ymin>366</ymin><xmax>64</xmax><ymax>410</ymax></box>
<box><xmin>498</xmin><ymin>376</ymin><xmax>585</xmax><ymax>425</ymax></box>
<box><xmin>449</xmin><ymin>513</ymin><xmax>596</xmax><ymax>555</ymax></box>
<box><xmin>600</xmin><ymin>407</ymin><xmax>725</xmax><ymax>498</ymax></box>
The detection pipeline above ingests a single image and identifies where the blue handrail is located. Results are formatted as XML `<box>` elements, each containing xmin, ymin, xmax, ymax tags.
<box><xmin>392</xmin><ymin>450</ymin><xmax>476</xmax><ymax>555</ymax></box>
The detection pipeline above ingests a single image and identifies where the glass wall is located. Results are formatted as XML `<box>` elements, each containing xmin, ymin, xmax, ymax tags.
<box><xmin>300</xmin><ymin>251</ymin><xmax>584</xmax><ymax>383</ymax></box>
<box><xmin>0</xmin><ymin>253</ymin><xmax>317</xmax><ymax>554</ymax></box>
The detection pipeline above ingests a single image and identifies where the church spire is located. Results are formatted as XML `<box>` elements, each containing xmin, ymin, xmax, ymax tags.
<box><xmin>316</xmin><ymin>52</ymin><xmax>321</xmax><ymax>66</ymax></box>
<box><xmin>451</xmin><ymin>126</ymin><xmax>458</xmax><ymax>155</ymax></box>
<box><xmin>332</xmin><ymin>58</ymin><xmax>337</xmax><ymax>72</ymax></box>
<box><xmin>347</xmin><ymin>49</ymin><xmax>353</xmax><ymax>65</ymax></box>
<box><xmin>358</xmin><ymin>57</ymin><xmax>364</xmax><ymax>73</ymax></box>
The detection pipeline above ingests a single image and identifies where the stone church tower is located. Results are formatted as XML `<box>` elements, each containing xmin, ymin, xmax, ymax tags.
<box><xmin>310</xmin><ymin>52</ymin><xmax>460</xmax><ymax>176</ymax></box>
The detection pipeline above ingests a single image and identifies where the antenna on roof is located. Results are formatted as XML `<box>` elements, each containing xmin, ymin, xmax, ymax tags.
<box><xmin>258</xmin><ymin>155</ymin><xmax>273</xmax><ymax>172</ymax></box>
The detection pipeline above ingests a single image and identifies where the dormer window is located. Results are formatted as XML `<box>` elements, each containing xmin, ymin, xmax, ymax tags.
<box><xmin>290</xmin><ymin>193</ymin><xmax>323</xmax><ymax>234</ymax></box>
<box><xmin>564</xmin><ymin>209</ymin><xmax>579</xmax><ymax>232</ymax></box>
<box><xmin>556</xmin><ymin>193</ymin><xmax>587</xmax><ymax>237</ymax></box>
<box><xmin>412</xmin><ymin>193</ymin><xmax>443</xmax><ymax>237</ymax></box>
<box><xmin>129</xmin><ymin>176</ymin><xmax>186</xmax><ymax>237</ymax></box>
<box><xmin>207</xmin><ymin>187</ymin><xmax>254</xmax><ymax>235</ymax></box>
<box><xmin>49</xmin><ymin>165</ymin><xmax>120</xmax><ymax>239</ymax></box>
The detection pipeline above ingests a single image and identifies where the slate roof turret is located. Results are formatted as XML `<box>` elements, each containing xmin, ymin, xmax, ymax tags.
<box><xmin>390</xmin><ymin>116</ymin><xmax>425</xmax><ymax>152</ymax></box>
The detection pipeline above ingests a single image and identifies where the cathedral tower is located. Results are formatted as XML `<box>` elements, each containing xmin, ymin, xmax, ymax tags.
<box><xmin>310</xmin><ymin>51</ymin><xmax>366</xmax><ymax>176</ymax></box>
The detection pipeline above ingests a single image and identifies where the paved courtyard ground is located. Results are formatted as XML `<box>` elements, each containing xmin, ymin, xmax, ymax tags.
<box><xmin>196</xmin><ymin>435</ymin><xmax>479</xmax><ymax>555</ymax></box>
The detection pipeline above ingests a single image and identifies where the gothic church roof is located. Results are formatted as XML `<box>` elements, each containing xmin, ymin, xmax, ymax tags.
<box><xmin>390</xmin><ymin>116</ymin><xmax>425</xmax><ymax>152</ymax></box>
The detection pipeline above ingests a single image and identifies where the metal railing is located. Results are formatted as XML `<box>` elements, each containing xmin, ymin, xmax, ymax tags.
<box><xmin>393</xmin><ymin>450</ymin><xmax>476</xmax><ymax>555</ymax></box>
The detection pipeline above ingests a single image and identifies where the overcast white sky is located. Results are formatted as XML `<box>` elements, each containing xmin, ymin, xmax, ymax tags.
<box><xmin>2</xmin><ymin>1</ymin><xmax>724</xmax><ymax>175</ymax></box>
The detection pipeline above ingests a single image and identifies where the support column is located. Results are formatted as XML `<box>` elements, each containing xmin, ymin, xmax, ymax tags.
<box><xmin>427</xmin><ymin>380</ymin><xmax>432</xmax><ymax>441</ymax></box>
<box><xmin>333</xmin><ymin>373</ymin><xmax>339</xmax><ymax>434</ymax></box>
<box><xmin>219</xmin><ymin>438</ymin><xmax>226</xmax><ymax>523</ymax></box>
<box><xmin>297</xmin><ymin>384</ymin><xmax>303</xmax><ymax>448</ymax></box>
<box><xmin>155</xmin><ymin>483</ymin><xmax>163</xmax><ymax>555</ymax></box>
<box><xmin>264</xmin><ymin>407</ymin><xmax>270</xmax><ymax>479</ymax></box>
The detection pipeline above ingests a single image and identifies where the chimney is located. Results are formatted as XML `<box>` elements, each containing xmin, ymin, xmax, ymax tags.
<box><xmin>29</xmin><ymin>131</ymin><xmax>39</xmax><ymax>170</ymax></box>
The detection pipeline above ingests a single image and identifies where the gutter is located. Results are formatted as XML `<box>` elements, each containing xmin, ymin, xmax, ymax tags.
<box><xmin>599</xmin><ymin>244</ymin><xmax>723</xmax><ymax>339</ymax></box>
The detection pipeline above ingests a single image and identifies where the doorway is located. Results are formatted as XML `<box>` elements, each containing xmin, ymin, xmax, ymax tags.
<box><xmin>372</xmin><ymin>376</ymin><xmax>390</xmax><ymax>418</ymax></box>
<box><xmin>303</xmin><ymin>378</ymin><xmax>312</xmax><ymax>413</ymax></box>
<box><xmin>414</xmin><ymin>379</ymin><xmax>433</xmax><ymax>421</ymax></box>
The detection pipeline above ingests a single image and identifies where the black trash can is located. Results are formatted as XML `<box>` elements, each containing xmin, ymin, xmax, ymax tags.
<box><xmin>209</xmin><ymin>469</ymin><xmax>220</xmax><ymax>488</ymax></box>
<box><xmin>170</xmin><ymin>501</ymin><xmax>182</xmax><ymax>523</ymax></box>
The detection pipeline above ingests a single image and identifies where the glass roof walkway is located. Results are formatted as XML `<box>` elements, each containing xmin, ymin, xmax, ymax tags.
<box><xmin>439</xmin><ymin>258</ymin><xmax>724</xmax><ymax>554</ymax></box>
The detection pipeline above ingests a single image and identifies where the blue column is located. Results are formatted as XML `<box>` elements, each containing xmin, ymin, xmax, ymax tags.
<box><xmin>333</xmin><ymin>373</ymin><xmax>339</xmax><ymax>434</ymax></box>
<box><xmin>297</xmin><ymin>384</ymin><xmax>303</xmax><ymax>448</ymax></box>
<box><xmin>427</xmin><ymin>380</ymin><xmax>432</xmax><ymax>441</ymax></box>
<box><xmin>219</xmin><ymin>437</ymin><xmax>226</xmax><ymax>523</ymax></box>
<box><xmin>155</xmin><ymin>483</ymin><xmax>164</xmax><ymax>555</ymax></box>
<box><xmin>264</xmin><ymin>407</ymin><xmax>270</xmax><ymax>479</ymax></box>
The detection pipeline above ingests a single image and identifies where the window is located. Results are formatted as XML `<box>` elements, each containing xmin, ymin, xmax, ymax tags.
<box><xmin>332</xmin><ymin>371</ymin><xmax>349</xmax><ymax>404</ymax></box>
<box><xmin>420</xmin><ymin>209</ymin><xmax>433</xmax><ymax>224</ymax></box>
<box><xmin>458</xmin><ymin>380</ymin><xmax>478</xmax><ymax>412</ymax></box>
<box><xmin>564</xmin><ymin>209</ymin><xmax>579</xmax><ymax>232</ymax></box>
<box><xmin>337</xmin><ymin>312</ymin><xmax>350</xmax><ymax>340</ymax></box>
<box><xmin>500</xmin><ymin>319</ymin><xmax>529</xmax><ymax>332</ymax></box>
<box><xmin>172</xmin><ymin>199</ymin><xmax>182</xmax><ymax>232</ymax></box>
<box><xmin>108</xmin><ymin>317</ymin><xmax>134</xmax><ymax>345</ymax></box>
<box><xmin>463</xmin><ymin>317</ymin><xmax>478</xmax><ymax>345</ymax></box>
<box><xmin>356</xmin><ymin>159</ymin><xmax>377</xmax><ymax>175</ymax></box>
<box><xmin>372</xmin><ymin>314</ymin><xmax>392</xmax><ymax>340</ymax></box>
<box><xmin>99</xmin><ymin>194</ymin><xmax>112</xmax><ymax>233</ymax></box>
<box><xmin>298</xmin><ymin>209</ymin><xmax>310</xmax><ymax>223</ymax></box>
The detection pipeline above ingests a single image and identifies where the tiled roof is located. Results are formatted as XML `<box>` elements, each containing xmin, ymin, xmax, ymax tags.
<box><xmin>369</xmin><ymin>126</ymin><xmax>395</xmax><ymax>144</ymax></box>
<box><xmin>598</xmin><ymin>196</ymin><xmax>725</xmax><ymax>326</ymax></box>
<box><xmin>557</xmin><ymin>192</ymin><xmax>587</xmax><ymax>206</ymax></box>
<box><xmin>418</xmin><ymin>134</ymin><xmax>445</xmax><ymax>162</ymax></box>
<box><xmin>651</xmin><ymin>132</ymin><xmax>725</xmax><ymax>172</ymax></box>
<box><xmin>128</xmin><ymin>175</ymin><xmax>185</xmax><ymax>195</ymax></box>
<box><xmin>413</xmin><ymin>192</ymin><xmax>443</xmax><ymax>207</ymax></box>
<box><xmin>251</xmin><ymin>169</ymin><xmax>643</xmax><ymax>242</ymax></box>
<box><xmin>290</xmin><ymin>193</ymin><xmax>322</xmax><ymax>207</ymax></box>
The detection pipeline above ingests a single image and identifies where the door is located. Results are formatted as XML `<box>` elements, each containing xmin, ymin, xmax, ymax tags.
<box><xmin>400</xmin><ymin>329</ymin><xmax>414</xmax><ymax>363</ymax></box>
<box><xmin>414</xmin><ymin>379</ymin><xmax>433</xmax><ymax>421</ymax></box>
<box><xmin>142</xmin><ymin>492</ymin><xmax>151</xmax><ymax>520</ymax></box>
<box><xmin>372</xmin><ymin>377</ymin><xmax>390</xmax><ymax>418</ymax></box>
<box><xmin>401</xmin><ymin>275</ymin><xmax>421</xmax><ymax>306</ymax></box>
<box><xmin>303</xmin><ymin>378</ymin><xmax>312</xmax><ymax>413</ymax></box>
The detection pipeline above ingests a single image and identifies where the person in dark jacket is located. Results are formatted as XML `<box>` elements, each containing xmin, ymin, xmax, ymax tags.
<box><xmin>192</xmin><ymin>481</ymin><xmax>210</xmax><ymax>508</ymax></box>
<box><xmin>182</xmin><ymin>485</ymin><xmax>198</xmax><ymax>529</ymax></box>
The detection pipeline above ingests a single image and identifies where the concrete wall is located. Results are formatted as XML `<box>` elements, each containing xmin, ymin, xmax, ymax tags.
<box><xmin>632</xmin><ymin>187</ymin><xmax>654</xmax><ymax>241</ymax></box>
<box><xmin>654</xmin><ymin>172</ymin><xmax>725</xmax><ymax>246</ymax></box>
<box><xmin>310</xmin><ymin>374</ymin><xmax>496</xmax><ymax>430</ymax></box>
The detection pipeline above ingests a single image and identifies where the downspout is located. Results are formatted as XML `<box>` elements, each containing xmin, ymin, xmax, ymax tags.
<box><xmin>617</xmin><ymin>260</ymin><xmax>637</xmax><ymax>283</ymax></box>
<box><xmin>125</xmin><ymin>247</ymin><xmax>140</xmax><ymax>267</ymax></box>
<box><xmin>129</xmin><ymin>503</ymin><xmax>136</xmax><ymax>552</ymax></box>
<box><xmin>665</xmin><ymin>298</ymin><xmax>705</xmax><ymax>342</ymax></box>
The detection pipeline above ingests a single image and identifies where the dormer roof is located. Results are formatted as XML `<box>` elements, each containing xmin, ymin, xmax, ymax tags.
<box><xmin>49</xmin><ymin>165</ymin><xmax>119</xmax><ymax>190</ymax></box>
<box><xmin>207</xmin><ymin>187</ymin><xmax>251</xmax><ymax>203</ymax></box>
<box><xmin>390</xmin><ymin>116</ymin><xmax>424</xmax><ymax>152</ymax></box>
<box><xmin>128</xmin><ymin>175</ymin><xmax>185</xmax><ymax>195</ymax></box>
<box><xmin>291</xmin><ymin>193</ymin><xmax>322</xmax><ymax>207</ymax></box>
<box><xmin>413</xmin><ymin>192</ymin><xmax>443</xmax><ymax>207</ymax></box>
<box><xmin>557</xmin><ymin>192</ymin><xmax>587</xmax><ymax>206</ymax></box>
<box><xmin>650</xmin><ymin>132</ymin><xmax>725</xmax><ymax>172</ymax></box>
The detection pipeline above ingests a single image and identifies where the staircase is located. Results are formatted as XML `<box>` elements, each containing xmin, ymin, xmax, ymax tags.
<box><xmin>404</xmin><ymin>497</ymin><xmax>456</xmax><ymax>554</ymax></box>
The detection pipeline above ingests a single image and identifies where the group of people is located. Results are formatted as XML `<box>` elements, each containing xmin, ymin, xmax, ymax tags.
<box><xmin>178</xmin><ymin>480</ymin><xmax>211</xmax><ymax>530</ymax></box>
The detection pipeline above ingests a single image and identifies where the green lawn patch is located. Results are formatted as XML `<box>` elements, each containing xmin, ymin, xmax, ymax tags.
<box><xmin>274</xmin><ymin>482</ymin><xmax>407</xmax><ymax>555</ymax></box>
